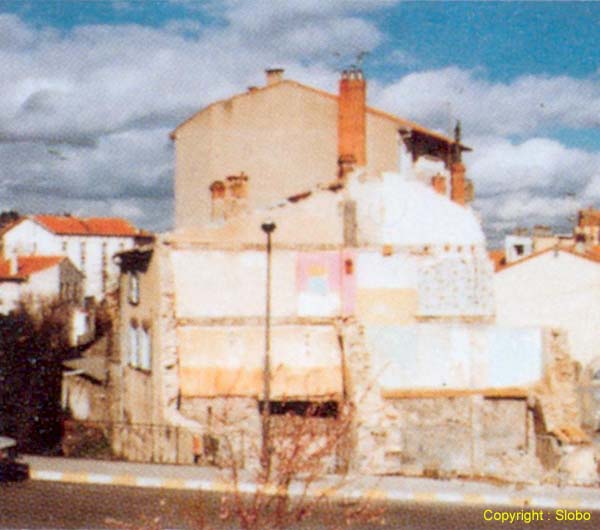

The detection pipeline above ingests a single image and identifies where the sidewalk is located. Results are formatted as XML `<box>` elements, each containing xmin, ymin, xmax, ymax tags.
<box><xmin>24</xmin><ymin>455</ymin><xmax>600</xmax><ymax>510</ymax></box>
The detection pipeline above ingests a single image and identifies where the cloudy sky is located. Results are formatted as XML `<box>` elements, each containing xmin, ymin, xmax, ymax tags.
<box><xmin>0</xmin><ymin>1</ymin><xmax>599</xmax><ymax>245</ymax></box>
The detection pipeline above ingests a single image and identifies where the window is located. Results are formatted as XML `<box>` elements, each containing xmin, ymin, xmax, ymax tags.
<box><xmin>128</xmin><ymin>320</ymin><xmax>151</xmax><ymax>372</ymax></box>
<box><xmin>128</xmin><ymin>272</ymin><xmax>140</xmax><ymax>305</ymax></box>
<box><xmin>514</xmin><ymin>244</ymin><xmax>524</xmax><ymax>256</ymax></box>
<box><xmin>128</xmin><ymin>321</ymin><xmax>139</xmax><ymax>368</ymax></box>
<box><xmin>139</xmin><ymin>326</ymin><xmax>152</xmax><ymax>371</ymax></box>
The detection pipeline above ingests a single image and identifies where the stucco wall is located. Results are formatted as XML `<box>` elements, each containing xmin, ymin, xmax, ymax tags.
<box><xmin>174</xmin><ymin>82</ymin><xmax>339</xmax><ymax>228</ymax></box>
<box><xmin>173</xmin><ymin>82</ymin><xmax>404</xmax><ymax>229</ymax></box>
<box><xmin>2</xmin><ymin>219</ymin><xmax>60</xmax><ymax>256</ymax></box>
<box><xmin>495</xmin><ymin>251</ymin><xmax>600</xmax><ymax>368</ymax></box>
<box><xmin>0</xmin><ymin>281</ymin><xmax>21</xmax><ymax>313</ymax></box>
<box><xmin>24</xmin><ymin>264</ymin><xmax>60</xmax><ymax>301</ymax></box>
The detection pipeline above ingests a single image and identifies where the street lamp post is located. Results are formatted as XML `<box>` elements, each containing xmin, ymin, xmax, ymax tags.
<box><xmin>260</xmin><ymin>221</ymin><xmax>276</xmax><ymax>475</ymax></box>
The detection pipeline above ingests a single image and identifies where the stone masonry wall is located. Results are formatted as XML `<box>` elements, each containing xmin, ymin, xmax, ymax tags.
<box><xmin>180</xmin><ymin>396</ymin><xmax>261</xmax><ymax>469</ymax></box>
<box><xmin>340</xmin><ymin>316</ymin><xmax>541</xmax><ymax>480</ymax></box>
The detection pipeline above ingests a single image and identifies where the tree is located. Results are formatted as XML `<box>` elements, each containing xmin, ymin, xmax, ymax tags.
<box><xmin>0</xmin><ymin>210</ymin><xmax>20</xmax><ymax>229</ymax></box>
<box><xmin>0</xmin><ymin>298</ymin><xmax>70</xmax><ymax>453</ymax></box>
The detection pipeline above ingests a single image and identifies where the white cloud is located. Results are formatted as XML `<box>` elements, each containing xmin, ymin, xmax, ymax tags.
<box><xmin>375</xmin><ymin>67</ymin><xmax>600</xmax><ymax>137</ymax></box>
<box><xmin>467</xmin><ymin>136</ymin><xmax>600</xmax><ymax>196</ymax></box>
<box><xmin>0</xmin><ymin>13</ymin><xmax>36</xmax><ymax>50</ymax></box>
<box><xmin>0</xmin><ymin>5</ymin><xmax>599</xmax><ymax>243</ymax></box>
<box><xmin>466</xmin><ymin>137</ymin><xmax>600</xmax><ymax>243</ymax></box>
<box><xmin>0</xmin><ymin>8</ymin><xmax>388</xmax><ymax>230</ymax></box>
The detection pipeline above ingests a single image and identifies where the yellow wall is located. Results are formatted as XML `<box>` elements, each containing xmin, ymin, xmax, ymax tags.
<box><xmin>355</xmin><ymin>288</ymin><xmax>418</xmax><ymax>325</ymax></box>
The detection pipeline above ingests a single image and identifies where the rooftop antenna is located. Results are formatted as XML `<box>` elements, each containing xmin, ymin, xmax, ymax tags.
<box><xmin>352</xmin><ymin>50</ymin><xmax>369</xmax><ymax>70</ymax></box>
<box><xmin>454</xmin><ymin>120</ymin><xmax>462</xmax><ymax>162</ymax></box>
<box><xmin>333</xmin><ymin>50</ymin><xmax>369</xmax><ymax>71</ymax></box>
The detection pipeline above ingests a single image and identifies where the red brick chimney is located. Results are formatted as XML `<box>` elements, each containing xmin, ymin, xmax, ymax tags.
<box><xmin>338</xmin><ymin>69</ymin><xmax>366</xmax><ymax>170</ymax></box>
<box><xmin>450</xmin><ymin>162</ymin><xmax>466</xmax><ymax>206</ymax></box>
<box><xmin>450</xmin><ymin>121</ymin><xmax>466</xmax><ymax>206</ymax></box>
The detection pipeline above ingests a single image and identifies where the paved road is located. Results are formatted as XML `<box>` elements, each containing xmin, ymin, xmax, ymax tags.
<box><xmin>1</xmin><ymin>480</ymin><xmax>599</xmax><ymax>529</ymax></box>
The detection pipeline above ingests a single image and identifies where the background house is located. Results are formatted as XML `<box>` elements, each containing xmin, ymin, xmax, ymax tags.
<box><xmin>495</xmin><ymin>247</ymin><xmax>600</xmax><ymax>371</ymax></box>
<box><xmin>0</xmin><ymin>214</ymin><xmax>150</xmax><ymax>300</ymax></box>
<box><xmin>0</xmin><ymin>255</ymin><xmax>91</xmax><ymax>345</ymax></box>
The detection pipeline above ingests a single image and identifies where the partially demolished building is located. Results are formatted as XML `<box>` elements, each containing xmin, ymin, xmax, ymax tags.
<box><xmin>106</xmin><ymin>69</ymin><xmax>595</xmax><ymax>483</ymax></box>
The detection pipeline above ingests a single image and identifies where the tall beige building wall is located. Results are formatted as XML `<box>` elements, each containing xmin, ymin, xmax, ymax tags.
<box><xmin>173</xmin><ymin>81</ymin><xmax>401</xmax><ymax>229</ymax></box>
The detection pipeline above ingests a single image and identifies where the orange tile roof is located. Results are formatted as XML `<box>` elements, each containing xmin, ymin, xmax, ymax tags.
<box><xmin>33</xmin><ymin>215</ymin><xmax>139</xmax><ymax>237</ymax></box>
<box><xmin>17</xmin><ymin>255</ymin><xmax>64</xmax><ymax>276</ymax></box>
<box><xmin>0</xmin><ymin>255</ymin><xmax>65</xmax><ymax>281</ymax></box>
<box><xmin>0</xmin><ymin>260</ymin><xmax>13</xmax><ymax>278</ymax></box>
<box><xmin>82</xmin><ymin>217</ymin><xmax>139</xmax><ymax>236</ymax></box>
<box><xmin>496</xmin><ymin>245</ymin><xmax>600</xmax><ymax>273</ymax></box>
<box><xmin>578</xmin><ymin>209</ymin><xmax>600</xmax><ymax>227</ymax></box>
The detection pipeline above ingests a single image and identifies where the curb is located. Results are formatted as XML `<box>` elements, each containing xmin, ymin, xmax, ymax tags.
<box><xmin>29</xmin><ymin>469</ymin><xmax>600</xmax><ymax>511</ymax></box>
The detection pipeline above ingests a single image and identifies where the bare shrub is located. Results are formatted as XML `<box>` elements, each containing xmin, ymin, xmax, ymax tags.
<box><xmin>206</xmin><ymin>400</ymin><xmax>384</xmax><ymax>530</ymax></box>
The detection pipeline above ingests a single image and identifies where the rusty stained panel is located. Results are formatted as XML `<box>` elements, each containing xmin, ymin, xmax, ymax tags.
<box><xmin>177</xmin><ymin>325</ymin><xmax>343</xmax><ymax>399</ymax></box>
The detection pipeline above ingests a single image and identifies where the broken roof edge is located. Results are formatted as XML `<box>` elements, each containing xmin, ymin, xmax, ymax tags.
<box><xmin>170</xmin><ymin>79</ymin><xmax>470</xmax><ymax>150</ymax></box>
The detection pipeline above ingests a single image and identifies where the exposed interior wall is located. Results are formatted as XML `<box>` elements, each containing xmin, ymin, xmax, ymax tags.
<box><xmin>339</xmin><ymin>317</ymin><xmax>541</xmax><ymax>480</ymax></box>
<box><xmin>177</xmin><ymin>325</ymin><xmax>342</xmax><ymax>399</ymax></box>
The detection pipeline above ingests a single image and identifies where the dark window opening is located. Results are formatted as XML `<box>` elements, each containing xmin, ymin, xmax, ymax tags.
<box><xmin>258</xmin><ymin>400</ymin><xmax>339</xmax><ymax>418</ymax></box>
<box><xmin>514</xmin><ymin>244</ymin><xmax>524</xmax><ymax>256</ymax></box>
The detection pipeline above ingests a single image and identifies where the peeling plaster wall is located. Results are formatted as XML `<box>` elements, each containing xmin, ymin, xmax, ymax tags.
<box><xmin>177</xmin><ymin>324</ymin><xmax>342</xmax><ymax>399</ymax></box>
<box><xmin>111</xmin><ymin>174</ymin><xmax>556</xmax><ymax>477</ymax></box>
<box><xmin>367</xmin><ymin>324</ymin><xmax>544</xmax><ymax>392</ymax></box>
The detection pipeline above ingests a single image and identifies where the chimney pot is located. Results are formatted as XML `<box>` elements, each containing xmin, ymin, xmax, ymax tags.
<box><xmin>223</xmin><ymin>172</ymin><xmax>250</xmax><ymax>218</ymax></box>
<box><xmin>209</xmin><ymin>180</ymin><xmax>226</xmax><ymax>222</ymax></box>
<box><xmin>265</xmin><ymin>68</ymin><xmax>284</xmax><ymax>86</ymax></box>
